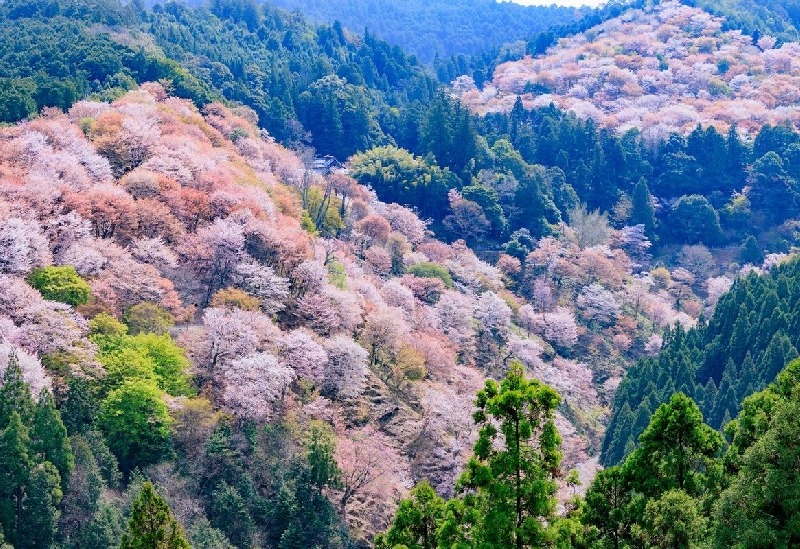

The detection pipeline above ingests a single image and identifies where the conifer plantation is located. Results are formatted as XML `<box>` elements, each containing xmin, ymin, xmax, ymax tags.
<box><xmin>2</xmin><ymin>0</ymin><xmax>800</xmax><ymax>548</ymax></box>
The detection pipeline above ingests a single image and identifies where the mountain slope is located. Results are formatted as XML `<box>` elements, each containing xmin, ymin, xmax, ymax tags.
<box><xmin>266</xmin><ymin>0</ymin><xmax>582</xmax><ymax>63</ymax></box>
<box><xmin>460</xmin><ymin>0</ymin><xmax>800</xmax><ymax>139</ymax></box>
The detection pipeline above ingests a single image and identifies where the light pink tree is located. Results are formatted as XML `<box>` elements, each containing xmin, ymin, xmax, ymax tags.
<box><xmin>277</xmin><ymin>329</ymin><xmax>328</xmax><ymax>382</ymax></box>
<box><xmin>234</xmin><ymin>262</ymin><xmax>290</xmax><ymax>314</ymax></box>
<box><xmin>576</xmin><ymin>283</ymin><xmax>620</xmax><ymax>325</ymax></box>
<box><xmin>0</xmin><ymin>217</ymin><xmax>52</xmax><ymax>275</ymax></box>
<box><xmin>322</xmin><ymin>335</ymin><xmax>368</xmax><ymax>398</ymax></box>
<box><xmin>220</xmin><ymin>351</ymin><xmax>295</xmax><ymax>421</ymax></box>
<box><xmin>200</xmin><ymin>307</ymin><xmax>279</xmax><ymax>372</ymax></box>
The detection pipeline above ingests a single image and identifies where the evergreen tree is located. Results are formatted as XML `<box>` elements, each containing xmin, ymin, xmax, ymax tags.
<box><xmin>374</xmin><ymin>481</ymin><xmax>445</xmax><ymax>549</ymax></box>
<box><xmin>630</xmin><ymin>177</ymin><xmax>656</xmax><ymax>239</ymax></box>
<box><xmin>713</xmin><ymin>381</ymin><xmax>800</xmax><ymax>548</ymax></box>
<box><xmin>31</xmin><ymin>389</ymin><xmax>73</xmax><ymax>482</ymax></box>
<box><xmin>625</xmin><ymin>394</ymin><xmax>721</xmax><ymax>500</ymax></box>
<box><xmin>120</xmin><ymin>482</ymin><xmax>190</xmax><ymax>549</ymax></box>
<box><xmin>210</xmin><ymin>483</ymin><xmax>254</xmax><ymax>549</ymax></box>
<box><xmin>80</xmin><ymin>500</ymin><xmax>126</xmax><ymax>549</ymax></box>
<box><xmin>582</xmin><ymin>466</ymin><xmax>631</xmax><ymax>549</ymax></box>
<box><xmin>739</xmin><ymin>235</ymin><xmax>764</xmax><ymax>265</ymax></box>
<box><xmin>18</xmin><ymin>462</ymin><xmax>62</xmax><ymax>549</ymax></box>
<box><xmin>0</xmin><ymin>412</ymin><xmax>32</xmax><ymax>547</ymax></box>
<box><xmin>61</xmin><ymin>375</ymin><xmax>99</xmax><ymax>436</ymax></box>
<box><xmin>451</xmin><ymin>361</ymin><xmax>561</xmax><ymax>549</ymax></box>
<box><xmin>0</xmin><ymin>351</ymin><xmax>34</xmax><ymax>427</ymax></box>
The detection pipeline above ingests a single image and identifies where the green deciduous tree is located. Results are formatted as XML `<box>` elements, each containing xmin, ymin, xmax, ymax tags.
<box><xmin>636</xmin><ymin>489</ymin><xmax>706</xmax><ymax>549</ymax></box>
<box><xmin>97</xmin><ymin>380</ymin><xmax>172</xmax><ymax>475</ymax></box>
<box><xmin>26</xmin><ymin>265</ymin><xmax>91</xmax><ymax>306</ymax></box>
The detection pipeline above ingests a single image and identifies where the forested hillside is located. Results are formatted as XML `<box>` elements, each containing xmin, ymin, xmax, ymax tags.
<box><xmin>0</xmin><ymin>0</ymin><xmax>441</xmax><ymax>156</ymax></box>
<box><xmin>461</xmin><ymin>0</ymin><xmax>800</xmax><ymax>138</ymax></box>
<box><xmin>265</xmin><ymin>0</ymin><xmax>582</xmax><ymax>63</ymax></box>
<box><xmin>603</xmin><ymin>256</ymin><xmax>800</xmax><ymax>464</ymax></box>
<box><xmin>3</xmin><ymin>0</ymin><xmax>800</xmax><ymax>548</ymax></box>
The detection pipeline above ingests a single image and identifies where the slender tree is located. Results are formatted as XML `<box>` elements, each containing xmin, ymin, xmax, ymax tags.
<box><xmin>452</xmin><ymin>360</ymin><xmax>561</xmax><ymax>549</ymax></box>
<box><xmin>120</xmin><ymin>482</ymin><xmax>190</xmax><ymax>549</ymax></box>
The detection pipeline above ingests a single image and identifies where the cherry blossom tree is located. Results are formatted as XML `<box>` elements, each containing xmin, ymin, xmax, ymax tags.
<box><xmin>200</xmin><ymin>307</ymin><xmax>279</xmax><ymax>373</ymax></box>
<box><xmin>577</xmin><ymin>283</ymin><xmax>620</xmax><ymax>325</ymax></box>
<box><xmin>0</xmin><ymin>216</ymin><xmax>51</xmax><ymax>275</ymax></box>
<box><xmin>277</xmin><ymin>329</ymin><xmax>328</xmax><ymax>382</ymax></box>
<box><xmin>322</xmin><ymin>335</ymin><xmax>368</xmax><ymax>399</ymax></box>
<box><xmin>233</xmin><ymin>262</ymin><xmax>290</xmax><ymax>314</ymax></box>
<box><xmin>0</xmin><ymin>341</ymin><xmax>51</xmax><ymax>398</ymax></box>
<box><xmin>220</xmin><ymin>352</ymin><xmax>295</xmax><ymax>421</ymax></box>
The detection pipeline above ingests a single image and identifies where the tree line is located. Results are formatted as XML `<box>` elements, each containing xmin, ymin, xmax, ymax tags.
<box><xmin>603</xmin><ymin>256</ymin><xmax>800</xmax><ymax>467</ymax></box>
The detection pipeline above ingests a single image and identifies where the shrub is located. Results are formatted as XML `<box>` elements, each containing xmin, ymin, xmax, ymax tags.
<box><xmin>27</xmin><ymin>265</ymin><xmax>91</xmax><ymax>306</ymax></box>
<box><xmin>406</xmin><ymin>262</ymin><xmax>453</xmax><ymax>289</ymax></box>
<box><xmin>123</xmin><ymin>302</ymin><xmax>175</xmax><ymax>335</ymax></box>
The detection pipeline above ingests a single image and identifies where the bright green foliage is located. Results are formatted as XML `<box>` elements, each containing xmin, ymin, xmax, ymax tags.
<box><xmin>125</xmin><ymin>334</ymin><xmax>193</xmax><ymax>396</ymax></box>
<box><xmin>18</xmin><ymin>461</ymin><xmax>62</xmax><ymax>549</ymax></box>
<box><xmin>89</xmin><ymin>313</ymin><xmax>128</xmax><ymax>342</ymax></box>
<box><xmin>350</xmin><ymin>145</ymin><xmax>455</xmax><ymax>223</ymax></box>
<box><xmin>635</xmin><ymin>489</ymin><xmax>707</xmax><ymax>549</ymax></box>
<box><xmin>453</xmin><ymin>360</ymin><xmax>561</xmax><ymax>549</ymax></box>
<box><xmin>91</xmin><ymin>318</ymin><xmax>192</xmax><ymax>397</ymax></box>
<box><xmin>120</xmin><ymin>482</ymin><xmax>190</xmax><ymax>549</ymax></box>
<box><xmin>374</xmin><ymin>481</ymin><xmax>445</xmax><ymax>549</ymax></box>
<box><xmin>406</xmin><ymin>262</ymin><xmax>454</xmax><ymax>289</ymax></box>
<box><xmin>97</xmin><ymin>380</ymin><xmax>172</xmax><ymax>474</ymax></box>
<box><xmin>123</xmin><ymin>303</ymin><xmax>175</xmax><ymax>336</ymax></box>
<box><xmin>26</xmin><ymin>265</ymin><xmax>91</xmax><ymax>306</ymax></box>
<box><xmin>32</xmin><ymin>389</ymin><xmax>73</xmax><ymax>482</ymax></box>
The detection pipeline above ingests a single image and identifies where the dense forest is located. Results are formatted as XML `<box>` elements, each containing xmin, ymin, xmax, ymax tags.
<box><xmin>603</xmin><ymin>256</ymin><xmax>800</xmax><ymax>465</ymax></box>
<box><xmin>265</xmin><ymin>0</ymin><xmax>582</xmax><ymax>63</ymax></box>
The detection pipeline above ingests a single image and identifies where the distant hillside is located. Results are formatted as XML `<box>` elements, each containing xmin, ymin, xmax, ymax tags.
<box><xmin>265</xmin><ymin>0</ymin><xmax>583</xmax><ymax>63</ymax></box>
<box><xmin>688</xmin><ymin>0</ymin><xmax>800</xmax><ymax>41</ymax></box>
<box><xmin>460</xmin><ymin>0</ymin><xmax>800</xmax><ymax>139</ymax></box>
